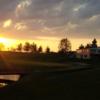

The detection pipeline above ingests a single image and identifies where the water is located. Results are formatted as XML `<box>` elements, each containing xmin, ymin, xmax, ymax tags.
<box><xmin>0</xmin><ymin>75</ymin><xmax>20</xmax><ymax>81</ymax></box>
<box><xmin>0</xmin><ymin>75</ymin><xmax>20</xmax><ymax>87</ymax></box>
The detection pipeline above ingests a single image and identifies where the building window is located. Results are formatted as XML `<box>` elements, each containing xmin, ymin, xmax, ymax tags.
<box><xmin>91</xmin><ymin>49</ymin><xmax>96</xmax><ymax>53</ymax></box>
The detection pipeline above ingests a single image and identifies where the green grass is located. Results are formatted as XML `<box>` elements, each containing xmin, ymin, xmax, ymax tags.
<box><xmin>0</xmin><ymin>52</ymin><xmax>99</xmax><ymax>100</ymax></box>
<box><xmin>0</xmin><ymin>51</ymin><xmax>92</xmax><ymax>74</ymax></box>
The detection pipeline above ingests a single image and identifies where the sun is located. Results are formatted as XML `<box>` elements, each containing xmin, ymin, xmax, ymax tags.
<box><xmin>0</xmin><ymin>37</ymin><xmax>16</xmax><ymax>49</ymax></box>
<box><xmin>0</xmin><ymin>38</ymin><xmax>8</xmax><ymax>44</ymax></box>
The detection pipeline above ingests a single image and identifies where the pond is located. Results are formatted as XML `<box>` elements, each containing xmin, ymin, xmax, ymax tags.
<box><xmin>0</xmin><ymin>75</ymin><xmax>20</xmax><ymax>87</ymax></box>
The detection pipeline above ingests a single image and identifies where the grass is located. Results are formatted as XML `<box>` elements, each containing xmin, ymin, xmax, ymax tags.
<box><xmin>0</xmin><ymin>52</ymin><xmax>99</xmax><ymax>99</ymax></box>
<box><xmin>0</xmin><ymin>51</ymin><xmax>91</xmax><ymax>74</ymax></box>
<box><xmin>0</xmin><ymin>66</ymin><xmax>100</xmax><ymax>100</ymax></box>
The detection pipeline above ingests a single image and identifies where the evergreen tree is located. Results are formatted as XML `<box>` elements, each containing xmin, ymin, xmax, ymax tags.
<box><xmin>30</xmin><ymin>42</ymin><xmax>37</xmax><ymax>53</ymax></box>
<box><xmin>85</xmin><ymin>43</ymin><xmax>91</xmax><ymax>49</ymax></box>
<box><xmin>23</xmin><ymin>42</ymin><xmax>31</xmax><ymax>52</ymax></box>
<box><xmin>38</xmin><ymin>46</ymin><xmax>43</xmax><ymax>53</ymax></box>
<box><xmin>91</xmin><ymin>38</ymin><xmax>97</xmax><ymax>48</ymax></box>
<box><xmin>46</xmin><ymin>46</ymin><xmax>50</xmax><ymax>53</ymax></box>
<box><xmin>79</xmin><ymin>44</ymin><xmax>84</xmax><ymax>49</ymax></box>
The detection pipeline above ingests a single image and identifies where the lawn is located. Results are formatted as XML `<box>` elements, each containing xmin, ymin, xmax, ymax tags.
<box><xmin>0</xmin><ymin>51</ymin><xmax>90</xmax><ymax>74</ymax></box>
<box><xmin>0</xmin><ymin>52</ymin><xmax>99</xmax><ymax>100</ymax></box>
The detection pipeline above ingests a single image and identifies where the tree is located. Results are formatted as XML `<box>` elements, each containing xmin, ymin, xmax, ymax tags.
<box><xmin>17</xmin><ymin>43</ymin><xmax>22</xmax><ymax>52</ymax></box>
<box><xmin>23</xmin><ymin>42</ymin><xmax>31</xmax><ymax>52</ymax></box>
<box><xmin>45</xmin><ymin>46</ymin><xmax>50</xmax><ymax>53</ymax></box>
<box><xmin>38</xmin><ymin>46</ymin><xmax>43</xmax><ymax>53</ymax></box>
<box><xmin>79</xmin><ymin>44</ymin><xmax>84</xmax><ymax>49</ymax></box>
<box><xmin>91</xmin><ymin>38</ymin><xmax>97</xmax><ymax>48</ymax></box>
<box><xmin>30</xmin><ymin>42</ymin><xmax>37</xmax><ymax>53</ymax></box>
<box><xmin>58</xmin><ymin>38</ymin><xmax>71</xmax><ymax>53</ymax></box>
<box><xmin>85</xmin><ymin>43</ymin><xmax>91</xmax><ymax>49</ymax></box>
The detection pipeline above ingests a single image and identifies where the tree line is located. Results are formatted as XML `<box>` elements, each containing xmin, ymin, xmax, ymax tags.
<box><xmin>78</xmin><ymin>38</ymin><xmax>98</xmax><ymax>49</ymax></box>
<box><xmin>16</xmin><ymin>38</ymin><xmax>71</xmax><ymax>53</ymax></box>
<box><xmin>16</xmin><ymin>42</ymin><xmax>50</xmax><ymax>53</ymax></box>
<box><xmin>0</xmin><ymin>38</ymin><xmax>98</xmax><ymax>53</ymax></box>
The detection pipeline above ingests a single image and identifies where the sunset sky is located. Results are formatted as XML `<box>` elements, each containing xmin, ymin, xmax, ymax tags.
<box><xmin>0</xmin><ymin>0</ymin><xmax>100</xmax><ymax>51</ymax></box>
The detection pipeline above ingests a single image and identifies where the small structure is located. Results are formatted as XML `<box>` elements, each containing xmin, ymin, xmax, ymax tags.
<box><xmin>76</xmin><ymin>39</ymin><xmax>100</xmax><ymax>59</ymax></box>
<box><xmin>76</xmin><ymin>48</ymin><xmax>90</xmax><ymax>59</ymax></box>
<box><xmin>76</xmin><ymin>47</ymin><xmax>100</xmax><ymax>59</ymax></box>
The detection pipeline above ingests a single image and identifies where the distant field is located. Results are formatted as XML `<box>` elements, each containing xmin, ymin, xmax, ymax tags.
<box><xmin>0</xmin><ymin>51</ymin><xmax>91</xmax><ymax>74</ymax></box>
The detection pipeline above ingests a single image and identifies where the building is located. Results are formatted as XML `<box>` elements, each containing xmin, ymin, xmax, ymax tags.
<box><xmin>76</xmin><ymin>47</ymin><xmax>100</xmax><ymax>59</ymax></box>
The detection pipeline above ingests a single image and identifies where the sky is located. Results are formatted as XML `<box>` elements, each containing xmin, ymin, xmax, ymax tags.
<box><xmin>0</xmin><ymin>0</ymin><xmax>100</xmax><ymax>51</ymax></box>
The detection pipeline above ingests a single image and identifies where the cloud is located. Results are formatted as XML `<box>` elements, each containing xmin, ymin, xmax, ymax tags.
<box><xmin>0</xmin><ymin>0</ymin><xmax>19</xmax><ymax>21</ymax></box>
<box><xmin>15</xmin><ymin>0</ymin><xmax>32</xmax><ymax>17</ymax></box>
<box><xmin>15</xmin><ymin>22</ymin><xmax>27</xmax><ymax>30</ymax></box>
<box><xmin>3</xmin><ymin>19</ymin><xmax>12</xmax><ymax>28</ymax></box>
<box><xmin>0</xmin><ymin>0</ymin><xmax>100</xmax><ymax>39</ymax></box>
<box><xmin>76</xmin><ymin>0</ymin><xmax>100</xmax><ymax>19</ymax></box>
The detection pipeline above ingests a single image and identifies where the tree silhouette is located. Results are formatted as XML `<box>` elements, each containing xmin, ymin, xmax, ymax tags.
<box><xmin>17</xmin><ymin>43</ymin><xmax>22</xmax><ymax>52</ymax></box>
<box><xmin>58</xmin><ymin>38</ymin><xmax>71</xmax><ymax>53</ymax></box>
<box><xmin>85</xmin><ymin>43</ymin><xmax>91</xmax><ymax>49</ymax></box>
<box><xmin>91</xmin><ymin>38</ymin><xmax>97</xmax><ymax>48</ymax></box>
<box><xmin>79</xmin><ymin>44</ymin><xmax>84</xmax><ymax>49</ymax></box>
<box><xmin>23</xmin><ymin>42</ymin><xmax>31</xmax><ymax>52</ymax></box>
<box><xmin>30</xmin><ymin>42</ymin><xmax>37</xmax><ymax>53</ymax></box>
<box><xmin>38</xmin><ymin>46</ymin><xmax>43</xmax><ymax>53</ymax></box>
<box><xmin>46</xmin><ymin>46</ymin><xmax>50</xmax><ymax>53</ymax></box>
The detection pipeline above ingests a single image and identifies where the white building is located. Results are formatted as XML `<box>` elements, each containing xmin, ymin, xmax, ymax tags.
<box><xmin>76</xmin><ymin>47</ymin><xmax>100</xmax><ymax>59</ymax></box>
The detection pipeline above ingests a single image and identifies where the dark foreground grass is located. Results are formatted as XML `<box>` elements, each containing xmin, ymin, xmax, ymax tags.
<box><xmin>0</xmin><ymin>67</ymin><xmax>100</xmax><ymax>100</ymax></box>
<box><xmin>0</xmin><ymin>51</ymin><xmax>92</xmax><ymax>74</ymax></box>
<box><xmin>0</xmin><ymin>51</ymin><xmax>99</xmax><ymax>100</ymax></box>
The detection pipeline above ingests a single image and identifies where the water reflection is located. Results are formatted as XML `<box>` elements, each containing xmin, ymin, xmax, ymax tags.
<box><xmin>0</xmin><ymin>75</ymin><xmax>20</xmax><ymax>81</ymax></box>
<box><xmin>0</xmin><ymin>83</ymin><xmax>7</xmax><ymax>88</ymax></box>
<box><xmin>0</xmin><ymin>75</ymin><xmax>20</xmax><ymax>88</ymax></box>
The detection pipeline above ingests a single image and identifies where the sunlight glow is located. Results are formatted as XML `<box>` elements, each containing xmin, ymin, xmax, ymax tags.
<box><xmin>0</xmin><ymin>38</ymin><xmax>8</xmax><ymax>44</ymax></box>
<box><xmin>0</xmin><ymin>37</ymin><xmax>16</xmax><ymax>50</ymax></box>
